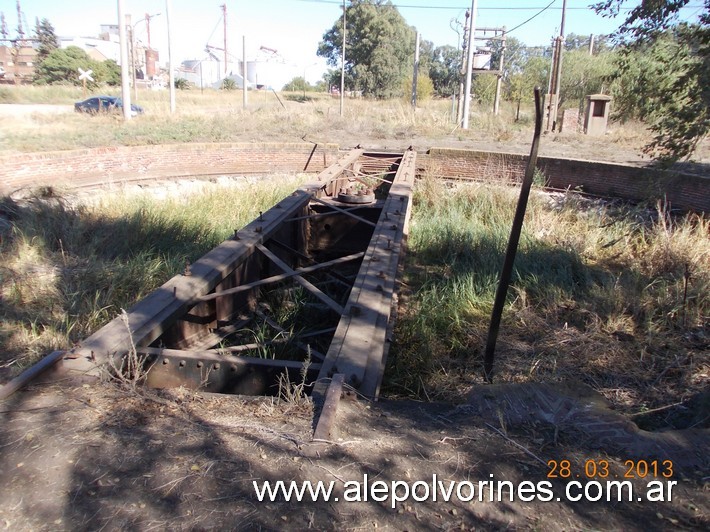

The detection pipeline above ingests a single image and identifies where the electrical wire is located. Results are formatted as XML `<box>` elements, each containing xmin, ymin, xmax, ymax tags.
<box><xmin>505</xmin><ymin>0</ymin><xmax>556</xmax><ymax>36</ymax></box>
<box><xmin>291</xmin><ymin>0</ymin><xmax>702</xmax><ymax>9</ymax></box>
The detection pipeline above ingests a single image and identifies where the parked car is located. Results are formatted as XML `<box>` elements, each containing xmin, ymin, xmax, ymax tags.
<box><xmin>74</xmin><ymin>96</ymin><xmax>144</xmax><ymax>116</ymax></box>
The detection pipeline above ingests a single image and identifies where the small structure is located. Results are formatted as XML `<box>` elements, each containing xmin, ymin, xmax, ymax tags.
<box><xmin>584</xmin><ymin>94</ymin><xmax>612</xmax><ymax>136</ymax></box>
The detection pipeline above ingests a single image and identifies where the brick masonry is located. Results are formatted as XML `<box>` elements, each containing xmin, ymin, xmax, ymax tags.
<box><xmin>422</xmin><ymin>148</ymin><xmax>709</xmax><ymax>213</ymax></box>
<box><xmin>1</xmin><ymin>144</ymin><xmax>707</xmax><ymax>213</ymax></box>
<box><xmin>0</xmin><ymin>142</ymin><xmax>341</xmax><ymax>195</ymax></box>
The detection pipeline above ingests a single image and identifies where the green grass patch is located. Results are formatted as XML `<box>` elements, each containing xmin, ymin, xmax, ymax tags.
<box><xmin>385</xmin><ymin>179</ymin><xmax>709</xmax><ymax>414</ymax></box>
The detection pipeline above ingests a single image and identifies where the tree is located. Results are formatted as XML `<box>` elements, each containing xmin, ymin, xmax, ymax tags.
<box><xmin>34</xmin><ymin>18</ymin><xmax>59</xmax><ymax>63</ymax></box>
<box><xmin>558</xmin><ymin>49</ymin><xmax>614</xmax><ymax>109</ymax></box>
<box><xmin>563</xmin><ymin>32</ymin><xmax>612</xmax><ymax>54</ymax></box>
<box><xmin>222</xmin><ymin>78</ymin><xmax>237</xmax><ymax>91</ymax></box>
<box><xmin>401</xmin><ymin>73</ymin><xmax>434</xmax><ymax>102</ymax></box>
<box><xmin>34</xmin><ymin>46</ymin><xmax>119</xmax><ymax>87</ymax></box>
<box><xmin>317</xmin><ymin>0</ymin><xmax>415</xmax><ymax>99</ymax></box>
<box><xmin>594</xmin><ymin>0</ymin><xmax>710</xmax><ymax>161</ymax></box>
<box><xmin>508</xmin><ymin>55</ymin><xmax>549</xmax><ymax>119</ymax></box>
<box><xmin>283</xmin><ymin>76</ymin><xmax>310</xmax><ymax>92</ymax></box>
<box><xmin>428</xmin><ymin>45</ymin><xmax>460</xmax><ymax>97</ymax></box>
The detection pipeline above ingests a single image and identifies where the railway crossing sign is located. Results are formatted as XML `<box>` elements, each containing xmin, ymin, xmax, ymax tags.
<box><xmin>78</xmin><ymin>68</ymin><xmax>94</xmax><ymax>97</ymax></box>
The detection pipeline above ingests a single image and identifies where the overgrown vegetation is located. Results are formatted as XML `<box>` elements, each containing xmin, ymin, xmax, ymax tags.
<box><xmin>386</xmin><ymin>177</ymin><xmax>709</xmax><ymax>416</ymax></box>
<box><xmin>2</xmin><ymin>175</ymin><xmax>706</xmax><ymax>421</ymax></box>
<box><xmin>0</xmin><ymin>177</ymin><xmax>305</xmax><ymax>371</ymax></box>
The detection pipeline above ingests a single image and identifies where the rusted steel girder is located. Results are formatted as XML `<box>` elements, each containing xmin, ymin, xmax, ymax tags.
<box><xmin>3</xmin><ymin>148</ymin><xmax>415</xmax><ymax>400</ymax></box>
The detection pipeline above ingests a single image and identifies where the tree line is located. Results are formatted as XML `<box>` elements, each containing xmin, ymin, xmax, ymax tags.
<box><xmin>315</xmin><ymin>0</ymin><xmax>709</xmax><ymax>162</ymax></box>
<box><xmin>16</xmin><ymin>1</ymin><xmax>710</xmax><ymax>162</ymax></box>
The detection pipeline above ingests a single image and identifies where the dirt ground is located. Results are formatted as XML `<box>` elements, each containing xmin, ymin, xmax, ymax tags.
<box><xmin>1</xmin><ymin>378</ymin><xmax>708</xmax><ymax>531</ymax></box>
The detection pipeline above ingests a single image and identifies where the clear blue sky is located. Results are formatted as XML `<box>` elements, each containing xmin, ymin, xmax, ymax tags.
<box><xmin>8</xmin><ymin>1</ymin><xmax>706</xmax><ymax>82</ymax></box>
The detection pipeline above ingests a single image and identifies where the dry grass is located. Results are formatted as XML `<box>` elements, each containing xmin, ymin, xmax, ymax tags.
<box><xmin>0</xmin><ymin>176</ymin><xmax>306</xmax><ymax>373</ymax></box>
<box><xmin>1</xmin><ymin>84</ymin><xmax>678</xmax><ymax>164</ymax></box>
<box><xmin>386</xmin><ymin>178</ymin><xmax>709</xmax><ymax>418</ymax></box>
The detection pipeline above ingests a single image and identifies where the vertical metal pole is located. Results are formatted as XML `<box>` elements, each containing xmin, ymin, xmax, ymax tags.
<box><xmin>146</xmin><ymin>13</ymin><xmax>152</xmax><ymax>49</ymax></box>
<box><xmin>461</xmin><ymin>0</ymin><xmax>478</xmax><ymax>129</ymax></box>
<box><xmin>588</xmin><ymin>33</ymin><xmax>594</xmax><ymax>55</ymax></box>
<box><xmin>166</xmin><ymin>0</ymin><xmax>176</xmax><ymax>113</ymax></box>
<box><xmin>456</xmin><ymin>10</ymin><xmax>469</xmax><ymax>125</ymax></box>
<box><xmin>117</xmin><ymin>0</ymin><xmax>132</xmax><ymax>120</ymax></box>
<box><xmin>411</xmin><ymin>31</ymin><xmax>420</xmax><ymax>109</ymax></box>
<box><xmin>222</xmin><ymin>3</ymin><xmax>228</xmax><ymax>76</ymax></box>
<box><xmin>130</xmin><ymin>21</ymin><xmax>138</xmax><ymax>102</ymax></box>
<box><xmin>493</xmin><ymin>28</ymin><xmax>505</xmax><ymax>115</ymax></box>
<box><xmin>243</xmin><ymin>35</ymin><xmax>247</xmax><ymax>109</ymax></box>
<box><xmin>339</xmin><ymin>0</ymin><xmax>346</xmax><ymax>117</ymax></box>
<box><xmin>483</xmin><ymin>88</ymin><xmax>543</xmax><ymax>382</ymax></box>
<box><xmin>551</xmin><ymin>0</ymin><xmax>567</xmax><ymax>131</ymax></box>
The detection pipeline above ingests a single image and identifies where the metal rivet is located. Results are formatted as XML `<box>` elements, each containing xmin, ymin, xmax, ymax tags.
<box><xmin>213</xmin><ymin>363</ymin><xmax>220</xmax><ymax>370</ymax></box>
<box><xmin>162</xmin><ymin>358</ymin><xmax>169</xmax><ymax>365</ymax></box>
<box><xmin>179</xmin><ymin>360</ymin><xmax>186</xmax><ymax>367</ymax></box>
<box><xmin>196</xmin><ymin>361</ymin><xmax>204</xmax><ymax>368</ymax></box>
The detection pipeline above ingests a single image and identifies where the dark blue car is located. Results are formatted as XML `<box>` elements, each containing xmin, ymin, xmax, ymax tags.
<box><xmin>74</xmin><ymin>96</ymin><xmax>144</xmax><ymax>116</ymax></box>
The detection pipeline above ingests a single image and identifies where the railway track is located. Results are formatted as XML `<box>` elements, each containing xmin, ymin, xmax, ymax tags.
<box><xmin>1</xmin><ymin>149</ymin><xmax>416</xmax><ymax>430</ymax></box>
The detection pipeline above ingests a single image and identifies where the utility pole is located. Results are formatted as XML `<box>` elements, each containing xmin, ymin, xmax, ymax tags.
<box><xmin>243</xmin><ymin>35</ymin><xmax>247</xmax><ymax>109</ymax></box>
<box><xmin>340</xmin><ymin>0</ymin><xmax>346</xmax><ymax>117</ymax></box>
<box><xmin>411</xmin><ymin>32</ymin><xmax>420</xmax><ymax>109</ymax></box>
<box><xmin>462</xmin><ymin>0</ymin><xmax>478</xmax><ymax>129</ymax></box>
<box><xmin>456</xmin><ymin>10</ymin><xmax>469</xmax><ymax>126</ymax></box>
<box><xmin>493</xmin><ymin>27</ymin><xmax>506</xmax><ymax>116</ymax></box>
<box><xmin>146</xmin><ymin>13</ymin><xmax>153</xmax><ymax>49</ymax></box>
<box><xmin>117</xmin><ymin>0</ymin><xmax>132</xmax><ymax>120</ymax></box>
<box><xmin>222</xmin><ymin>4</ymin><xmax>228</xmax><ymax>76</ymax></box>
<box><xmin>546</xmin><ymin>0</ymin><xmax>567</xmax><ymax>132</ymax></box>
<box><xmin>166</xmin><ymin>0</ymin><xmax>175</xmax><ymax>113</ymax></box>
<box><xmin>588</xmin><ymin>34</ymin><xmax>594</xmax><ymax>55</ymax></box>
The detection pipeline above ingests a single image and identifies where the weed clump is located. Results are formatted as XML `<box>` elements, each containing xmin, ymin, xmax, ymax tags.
<box><xmin>386</xmin><ymin>179</ymin><xmax>709</xmax><ymax>421</ymax></box>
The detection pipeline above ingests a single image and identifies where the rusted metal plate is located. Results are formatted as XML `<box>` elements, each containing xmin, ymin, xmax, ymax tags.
<box><xmin>315</xmin><ymin>150</ymin><xmax>416</xmax><ymax>397</ymax></box>
<box><xmin>142</xmin><ymin>347</ymin><xmax>320</xmax><ymax>395</ymax></box>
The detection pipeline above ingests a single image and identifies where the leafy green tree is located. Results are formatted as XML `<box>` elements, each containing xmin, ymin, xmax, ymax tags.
<box><xmin>558</xmin><ymin>49</ymin><xmax>614</xmax><ymax>109</ymax></box>
<box><xmin>317</xmin><ymin>0</ymin><xmax>415</xmax><ymax>99</ymax></box>
<box><xmin>34</xmin><ymin>46</ymin><xmax>118</xmax><ymax>87</ymax></box>
<box><xmin>563</xmin><ymin>33</ymin><xmax>612</xmax><ymax>54</ymax></box>
<box><xmin>34</xmin><ymin>18</ymin><xmax>59</xmax><ymax>63</ymax></box>
<box><xmin>92</xmin><ymin>59</ymin><xmax>121</xmax><ymax>86</ymax></box>
<box><xmin>221</xmin><ymin>78</ymin><xmax>237</xmax><ymax>91</ymax></box>
<box><xmin>428</xmin><ymin>44</ymin><xmax>460</xmax><ymax>97</ymax></box>
<box><xmin>402</xmin><ymin>73</ymin><xmax>434</xmax><ymax>103</ymax></box>
<box><xmin>174</xmin><ymin>78</ymin><xmax>190</xmax><ymax>90</ymax></box>
<box><xmin>283</xmin><ymin>76</ymin><xmax>310</xmax><ymax>92</ymax></box>
<box><xmin>472</xmin><ymin>75</ymin><xmax>496</xmax><ymax>105</ymax></box>
<box><xmin>594</xmin><ymin>0</ymin><xmax>710</xmax><ymax>161</ymax></box>
<box><xmin>508</xmin><ymin>55</ymin><xmax>549</xmax><ymax>114</ymax></box>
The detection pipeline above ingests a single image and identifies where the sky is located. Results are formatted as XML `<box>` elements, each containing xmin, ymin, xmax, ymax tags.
<box><xmin>6</xmin><ymin>0</ymin><xmax>706</xmax><ymax>83</ymax></box>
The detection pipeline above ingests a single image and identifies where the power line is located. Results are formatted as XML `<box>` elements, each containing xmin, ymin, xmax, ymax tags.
<box><xmin>293</xmin><ymin>0</ymin><xmax>703</xmax><ymax>10</ymax></box>
<box><xmin>505</xmin><ymin>0</ymin><xmax>556</xmax><ymax>36</ymax></box>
